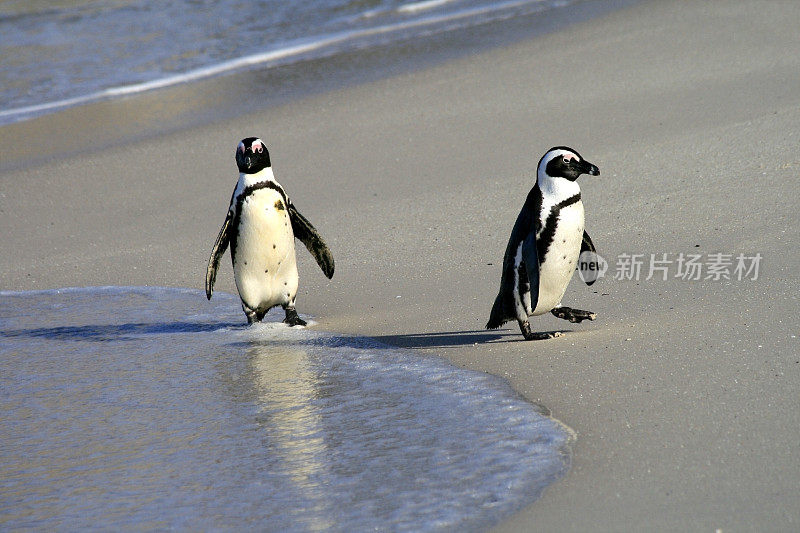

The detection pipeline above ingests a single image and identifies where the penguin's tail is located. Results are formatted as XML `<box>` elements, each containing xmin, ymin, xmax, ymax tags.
<box><xmin>486</xmin><ymin>294</ymin><xmax>509</xmax><ymax>329</ymax></box>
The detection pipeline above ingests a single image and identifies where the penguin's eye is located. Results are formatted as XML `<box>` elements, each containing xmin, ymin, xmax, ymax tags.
<box><xmin>562</xmin><ymin>157</ymin><xmax>570</xmax><ymax>164</ymax></box>
<box><xmin>255</xmin><ymin>146</ymin><xmax>263</xmax><ymax>153</ymax></box>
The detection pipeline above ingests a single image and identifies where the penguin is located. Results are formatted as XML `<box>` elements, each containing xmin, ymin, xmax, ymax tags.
<box><xmin>486</xmin><ymin>146</ymin><xmax>601</xmax><ymax>340</ymax></box>
<box><xmin>205</xmin><ymin>137</ymin><xmax>334</xmax><ymax>325</ymax></box>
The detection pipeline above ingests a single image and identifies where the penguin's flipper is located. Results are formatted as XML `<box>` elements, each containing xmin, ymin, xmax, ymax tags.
<box><xmin>521</xmin><ymin>230</ymin><xmax>541</xmax><ymax>314</ymax></box>
<box><xmin>486</xmin><ymin>293</ymin><xmax>508</xmax><ymax>329</ymax></box>
<box><xmin>487</xmin><ymin>229</ymin><xmax>528</xmax><ymax>329</ymax></box>
<box><xmin>487</xmin><ymin>187</ymin><xmax>541</xmax><ymax>330</ymax></box>
<box><xmin>288</xmin><ymin>203</ymin><xmax>335</xmax><ymax>279</ymax></box>
<box><xmin>580</xmin><ymin>230</ymin><xmax>599</xmax><ymax>286</ymax></box>
<box><xmin>581</xmin><ymin>230</ymin><xmax>596</xmax><ymax>255</ymax></box>
<box><xmin>206</xmin><ymin>211</ymin><xmax>233</xmax><ymax>299</ymax></box>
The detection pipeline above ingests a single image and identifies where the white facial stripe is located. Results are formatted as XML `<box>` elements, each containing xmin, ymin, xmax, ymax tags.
<box><xmin>238</xmin><ymin>141</ymin><xmax>246</xmax><ymax>154</ymax></box>
<box><xmin>538</xmin><ymin>149</ymin><xmax>578</xmax><ymax>174</ymax></box>
<box><xmin>537</xmin><ymin>148</ymin><xmax>582</xmax><ymax>207</ymax></box>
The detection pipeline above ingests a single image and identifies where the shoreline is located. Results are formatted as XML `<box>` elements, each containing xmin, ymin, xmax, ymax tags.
<box><xmin>2</xmin><ymin>0</ymin><xmax>799</xmax><ymax>530</ymax></box>
<box><xmin>0</xmin><ymin>0</ymin><xmax>638</xmax><ymax>173</ymax></box>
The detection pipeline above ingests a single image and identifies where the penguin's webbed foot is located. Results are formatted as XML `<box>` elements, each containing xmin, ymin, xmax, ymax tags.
<box><xmin>518</xmin><ymin>320</ymin><xmax>564</xmax><ymax>341</ymax></box>
<box><xmin>551</xmin><ymin>306</ymin><xmax>596</xmax><ymax>323</ymax></box>
<box><xmin>245</xmin><ymin>309</ymin><xmax>259</xmax><ymax>325</ymax></box>
<box><xmin>283</xmin><ymin>307</ymin><xmax>307</xmax><ymax>327</ymax></box>
<box><xmin>244</xmin><ymin>304</ymin><xmax>269</xmax><ymax>325</ymax></box>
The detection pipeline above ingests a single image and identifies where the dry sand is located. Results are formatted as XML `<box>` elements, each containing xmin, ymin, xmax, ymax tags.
<box><xmin>2</xmin><ymin>0</ymin><xmax>799</xmax><ymax>530</ymax></box>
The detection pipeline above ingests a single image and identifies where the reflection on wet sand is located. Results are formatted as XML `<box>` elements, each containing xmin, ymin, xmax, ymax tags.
<box><xmin>247</xmin><ymin>342</ymin><xmax>334</xmax><ymax>531</ymax></box>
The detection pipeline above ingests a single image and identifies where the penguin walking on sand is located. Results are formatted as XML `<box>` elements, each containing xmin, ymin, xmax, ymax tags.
<box><xmin>206</xmin><ymin>137</ymin><xmax>334</xmax><ymax>325</ymax></box>
<box><xmin>486</xmin><ymin>146</ymin><xmax>601</xmax><ymax>340</ymax></box>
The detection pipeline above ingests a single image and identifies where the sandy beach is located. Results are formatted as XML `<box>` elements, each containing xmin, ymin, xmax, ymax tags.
<box><xmin>2</xmin><ymin>0</ymin><xmax>799</xmax><ymax>530</ymax></box>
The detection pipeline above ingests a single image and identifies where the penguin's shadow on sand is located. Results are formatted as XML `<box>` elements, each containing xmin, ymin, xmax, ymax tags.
<box><xmin>0</xmin><ymin>321</ymin><xmax>244</xmax><ymax>343</ymax></box>
<box><xmin>372</xmin><ymin>329</ymin><xmax>572</xmax><ymax>349</ymax></box>
<box><xmin>3</xmin><ymin>322</ymin><xmax>572</xmax><ymax>347</ymax></box>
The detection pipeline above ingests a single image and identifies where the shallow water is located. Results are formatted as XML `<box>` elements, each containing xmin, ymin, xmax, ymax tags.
<box><xmin>0</xmin><ymin>287</ymin><xmax>573</xmax><ymax>530</ymax></box>
<box><xmin>0</xmin><ymin>0</ymin><xmax>577</xmax><ymax>124</ymax></box>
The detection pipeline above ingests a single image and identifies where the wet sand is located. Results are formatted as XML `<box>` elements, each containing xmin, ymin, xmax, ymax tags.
<box><xmin>2</xmin><ymin>0</ymin><xmax>799</xmax><ymax>530</ymax></box>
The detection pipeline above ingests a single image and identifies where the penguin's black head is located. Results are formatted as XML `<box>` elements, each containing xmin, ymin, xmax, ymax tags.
<box><xmin>540</xmin><ymin>146</ymin><xmax>600</xmax><ymax>181</ymax></box>
<box><xmin>236</xmin><ymin>137</ymin><xmax>271</xmax><ymax>174</ymax></box>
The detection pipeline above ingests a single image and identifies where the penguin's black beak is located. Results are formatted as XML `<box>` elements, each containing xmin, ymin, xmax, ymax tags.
<box><xmin>581</xmin><ymin>160</ymin><xmax>600</xmax><ymax>176</ymax></box>
<box><xmin>243</xmin><ymin>155</ymin><xmax>254</xmax><ymax>170</ymax></box>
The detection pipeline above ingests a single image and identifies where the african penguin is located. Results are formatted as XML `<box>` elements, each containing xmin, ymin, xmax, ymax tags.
<box><xmin>206</xmin><ymin>137</ymin><xmax>334</xmax><ymax>325</ymax></box>
<box><xmin>486</xmin><ymin>146</ymin><xmax>601</xmax><ymax>340</ymax></box>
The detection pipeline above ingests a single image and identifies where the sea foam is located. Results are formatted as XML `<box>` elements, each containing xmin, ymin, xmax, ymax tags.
<box><xmin>0</xmin><ymin>286</ymin><xmax>573</xmax><ymax>531</ymax></box>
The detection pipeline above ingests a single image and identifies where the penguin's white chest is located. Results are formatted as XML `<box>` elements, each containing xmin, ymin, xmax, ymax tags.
<box><xmin>233</xmin><ymin>189</ymin><xmax>298</xmax><ymax>310</ymax></box>
<box><xmin>532</xmin><ymin>201</ymin><xmax>584</xmax><ymax>315</ymax></box>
